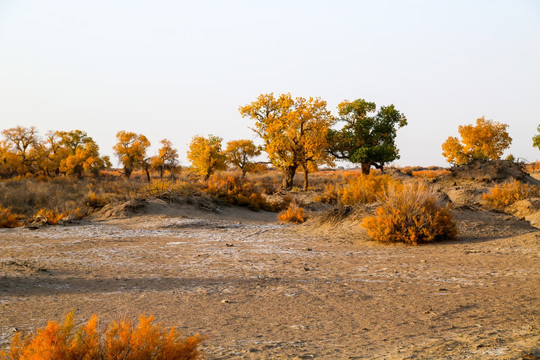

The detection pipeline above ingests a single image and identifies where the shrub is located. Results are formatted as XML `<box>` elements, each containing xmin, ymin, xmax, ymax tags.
<box><xmin>482</xmin><ymin>180</ymin><xmax>540</xmax><ymax>210</ymax></box>
<box><xmin>361</xmin><ymin>182</ymin><xmax>457</xmax><ymax>245</ymax></box>
<box><xmin>315</xmin><ymin>172</ymin><xmax>395</xmax><ymax>205</ymax></box>
<box><xmin>35</xmin><ymin>209</ymin><xmax>66</xmax><ymax>225</ymax></box>
<box><xmin>411</xmin><ymin>169</ymin><xmax>450</xmax><ymax>179</ymax></box>
<box><xmin>278</xmin><ymin>203</ymin><xmax>307</xmax><ymax>224</ymax></box>
<box><xmin>0</xmin><ymin>207</ymin><xmax>22</xmax><ymax>228</ymax></box>
<box><xmin>0</xmin><ymin>312</ymin><xmax>203</xmax><ymax>360</ymax></box>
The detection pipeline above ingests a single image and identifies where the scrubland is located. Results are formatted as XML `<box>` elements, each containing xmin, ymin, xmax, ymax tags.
<box><xmin>1</xmin><ymin>161</ymin><xmax>539</xmax><ymax>359</ymax></box>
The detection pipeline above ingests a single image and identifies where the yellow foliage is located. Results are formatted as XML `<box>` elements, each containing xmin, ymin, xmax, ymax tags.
<box><xmin>442</xmin><ymin>117</ymin><xmax>512</xmax><ymax>165</ymax></box>
<box><xmin>316</xmin><ymin>172</ymin><xmax>395</xmax><ymax>205</ymax></box>
<box><xmin>361</xmin><ymin>182</ymin><xmax>457</xmax><ymax>245</ymax></box>
<box><xmin>278</xmin><ymin>203</ymin><xmax>306</xmax><ymax>224</ymax></box>
<box><xmin>36</xmin><ymin>209</ymin><xmax>65</xmax><ymax>225</ymax></box>
<box><xmin>239</xmin><ymin>93</ymin><xmax>334</xmax><ymax>189</ymax></box>
<box><xmin>205</xmin><ymin>173</ymin><xmax>271</xmax><ymax>211</ymax></box>
<box><xmin>0</xmin><ymin>312</ymin><xmax>203</xmax><ymax>360</ymax></box>
<box><xmin>224</xmin><ymin>139</ymin><xmax>261</xmax><ymax>178</ymax></box>
<box><xmin>482</xmin><ymin>180</ymin><xmax>540</xmax><ymax>210</ymax></box>
<box><xmin>113</xmin><ymin>131</ymin><xmax>151</xmax><ymax>178</ymax></box>
<box><xmin>411</xmin><ymin>169</ymin><xmax>450</xmax><ymax>179</ymax></box>
<box><xmin>186</xmin><ymin>135</ymin><xmax>226</xmax><ymax>181</ymax></box>
<box><xmin>0</xmin><ymin>207</ymin><xmax>22</xmax><ymax>228</ymax></box>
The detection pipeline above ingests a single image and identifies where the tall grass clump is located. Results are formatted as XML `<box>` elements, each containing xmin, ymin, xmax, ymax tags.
<box><xmin>204</xmin><ymin>173</ymin><xmax>273</xmax><ymax>211</ymax></box>
<box><xmin>361</xmin><ymin>182</ymin><xmax>457</xmax><ymax>245</ymax></box>
<box><xmin>0</xmin><ymin>312</ymin><xmax>203</xmax><ymax>360</ymax></box>
<box><xmin>316</xmin><ymin>172</ymin><xmax>395</xmax><ymax>205</ymax></box>
<box><xmin>482</xmin><ymin>180</ymin><xmax>540</xmax><ymax>210</ymax></box>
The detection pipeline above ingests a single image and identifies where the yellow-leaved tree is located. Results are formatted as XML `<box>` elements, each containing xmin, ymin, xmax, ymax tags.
<box><xmin>239</xmin><ymin>93</ymin><xmax>334</xmax><ymax>190</ymax></box>
<box><xmin>442</xmin><ymin>117</ymin><xmax>512</xmax><ymax>165</ymax></box>
<box><xmin>224</xmin><ymin>139</ymin><xmax>261</xmax><ymax>178</ymax></box>
<box><xmin>113</xmin><ymin>131</ymin><xmax>151</xmax><ymax>179</ymax></box>
<box><xmin>187</xmin><ymin>135</ymin><xmax>226</xmax><ymax>180</ymax></box>
<box><xmin>151</xmin><ymin>139</ymin><xmax>180</xmax><ymax>181</ymax></box>
<box><xmin>1</xmin><ymin>126</ymin><xmax>39</xmax><ymax>175</ymax></box>
<box><xmin>57</xmin><ymin>130</ymin><xmax>110</xmax><ymax>177</ymax></box>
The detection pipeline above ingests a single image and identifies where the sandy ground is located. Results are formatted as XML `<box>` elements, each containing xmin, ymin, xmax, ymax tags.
<box><xmin>0</xmin><ymin>205</ymin><xmax>539</xmax><ymax>359</ymax></box>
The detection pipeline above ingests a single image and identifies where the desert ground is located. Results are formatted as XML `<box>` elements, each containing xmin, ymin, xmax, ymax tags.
<box><xmin>1</xmin><ymin>194</ymin><xmax>539</xmax><ymax>359</ymax></box>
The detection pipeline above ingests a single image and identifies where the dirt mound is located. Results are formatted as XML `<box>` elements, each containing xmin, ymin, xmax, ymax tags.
<box><xmin>506</xmin><ymin>198</ymin><xmax>540</xmax><ymax>229</ymax></box>
<box><xmin>444</xmin><ymin>160</ymin><xmax>539</xmax><ymax>184</ymax></box>
<box><xmin>91</xmin><ymin>196</ymin><xmax>221</xmax><ymax>220</ymax></box>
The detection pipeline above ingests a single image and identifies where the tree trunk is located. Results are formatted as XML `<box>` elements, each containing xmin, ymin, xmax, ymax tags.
<box><xmin>302</xmin><ymin>164</ymin><xmax>309</xmax><ymax>191</ymax></box>
<box><xmin>124</xmin><ymin>167</ymin><xmax>132</xmax><ymax>178</ymax></box>
<box><xmin>144</xmin><ymin>166</ymin><xmax>151</xmax><ymax>182</ymax></box>
<box><xmin>361</xmin><ymin>163</ymin><xmax>371</xmax><ymax>175</ymax></box>
<box><xmin>281</xmin><ymin>165</ymin><xmax>298</xmax><ymax>190</ymax></box>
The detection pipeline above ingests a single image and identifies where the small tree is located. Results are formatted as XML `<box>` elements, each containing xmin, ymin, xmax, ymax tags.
<box><xmin>442</xmin><ymin>117</ymin><xmax>512</xmax><ymax>165</ymax></box>
<box><xmin>113</xmin><ymin>131</ymin><xmax>151</xmax><ymax>179</ymax></box>
<box><xmin>153</xmin><ymin>139</ymin><xmax>180</xmax><ymax>181</ymax></box>
<box><xmin>239</xmin><ymin>93</ymin><xmax>334</xmax><ymax>190</ymax></box>
<box><xmin>187</xmin><ymin>135</ymin><xmax>226</xmax><ymax>180</ymax></box>
<box><xmin>58</xmin><ymin>130</ymin><xmax>109</xmax><ymax>178</ymax></box>
<box><xmin>224</xmin><ymin>139</ymin><xmax>261</xmax><ymax>178</ymax></box>
<box><xmin>1</xmin><ymin>126</ymin><xmax>39</xmax><ymax>175</ymax></box>
<box><xmin>533</xmin><ymin>124</ymin><xmax>540</xmax><ymax>151</ymax></box>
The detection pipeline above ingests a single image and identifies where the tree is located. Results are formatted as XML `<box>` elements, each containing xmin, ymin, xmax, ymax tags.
<box><xmin>441</xmin><ymin>117</ymin><xmax>512</xmax><ymax>165</ymax></box>
<box><xmin>57</xmin><ymin>130</ymin><xmax>110</xmax><ymax>178</ymax></box>
<box><xmin>1</xmin><ymin>126</ymin><xmax>39</xmax><ymax>174</ymax></box>
<box><xmin>533</xmin><ymin>124</ymin><xmax>540</xmax><ymax>151</ymax></box>
<box><xmin>327</xmin><ymin>99</ymin><xmax>407</xmax><ymax>175</ymax></box>
<box><xmin>113</xmin><ymin>131</ymin><xmax>151</xmax><ymax>179</ymax></box>
<box><xmin>187</xmin><ymin>135</ymin><xmax>226</xmax><ymax>180</ymax></box>
<box><xmin>152</xmin><ymin>139</ymin><xmax>180</xmax><ymax>181</ymax></box>
<box><xmin>239</xmin><ymin>93</ymin><xmax>334</xmax><ymax>190</ymax></box>
<box><xmin>224</xmin><ymin>139</ymin><xmax>261</xmax><ymax>178</ymax></box>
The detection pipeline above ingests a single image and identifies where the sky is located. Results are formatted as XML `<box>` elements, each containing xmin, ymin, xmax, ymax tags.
<box><xmin>1</xmin><ymin>0</ymin><xmax>539</xmax><ymax>168</ymax></box>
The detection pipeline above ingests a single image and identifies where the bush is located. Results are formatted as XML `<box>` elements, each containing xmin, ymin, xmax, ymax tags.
<box><xmin>35</xmin><ymin>208</ymin><xmax>66</xmax><ymax>225</ymax></box>
<box><xmin>0</xmin><ymin>312</ymin><xmax>203</xmax><ymax>360</ymax></box>
<box><xmin>0</xmin><ymin>207</ymin><xmax>22</xmax><ymax>228</ymax></box>
<box><xmin>315</xmin><ymin>172</ymin><xmax>395</xmax><ymax>205</ymax></box>
<box><xmin>278</xmin><ymin>203</ymin><xmax>306</xmax><ymax>224</ymax></box>
<box><xmin>361</xmin><ymin>182</ymin><xmax>457</xmax><ymax>245</ymax></box>
<box><xmin>482</xmin><ymin>180</ymin><xmax>540</xmax><ymax>210</ymax></box>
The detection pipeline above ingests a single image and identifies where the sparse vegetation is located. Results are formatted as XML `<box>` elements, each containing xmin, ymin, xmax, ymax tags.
<box><xmin>278</xmin><ymin>203</ymin><xmax>307</xmax><ymax>224</ymax></box>
<box><xmin>0</xmin><ymin>312</ymin><xmax>203</xmax><ymax>360</ymax></box>
<box><xmin>361</xmin><ymin>182</ymin><xmax>457</xmax><ymax>245</ymax></box>
<box><xmin>315</xmin><ymin>172</ymin><xmax>395</xmax><ymax>205</ymax></box>
<box><xmin>482</xmin><ymin>180</ymin><xmax>540</xmax><ymax>210</ymax></box>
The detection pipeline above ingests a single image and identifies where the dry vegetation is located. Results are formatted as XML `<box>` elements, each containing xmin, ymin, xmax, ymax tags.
<box><xmin>0</xmin><ymin>312</ymin><xmax>203</xmax><ymax>360</ymax></box>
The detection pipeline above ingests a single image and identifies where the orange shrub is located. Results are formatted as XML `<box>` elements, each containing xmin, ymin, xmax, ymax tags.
<box><xmin>361</xmin><ymin>182</ymin><xmax>457</xmax><ymax>245</ymax></box>
<box><xmin>411</xmin><ymin>169</ymin><xmax>450</xmax><ymax>179</ymax></box>
<box><xmin>278</xmin><ymin>203</ymin><xmax>306</xmax><ymax>224</ymax></box>
<box><xmin>0</xmin><ymin>312</ymin><xmax>203</xmax><ymax>360</ymax></box>
<box><xmin>316</xmin><ymin>173</ymin><xmax>395</xmax><ymax>205</ymax></box>
<box><xmin>35</xmin><ymin>209</ymin><xmax>65</xmax><ymax>225</ymax></box>
<box><xmin>0</xmin><ymin>207</ymin><xmax>22</xmax><ymax>228</ymax></box>
<box><xmin>482</xmin><ymin>180</ymin><xmax>540</xmax><ymax>210</ymax></box>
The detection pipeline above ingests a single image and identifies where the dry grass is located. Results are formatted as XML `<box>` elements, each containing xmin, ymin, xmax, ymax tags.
<box><xmin>361</xmin><ymin>182</ymin><xmax>457</xmax><ymax>245</ymax></box>
<box><xmin>315</xmin><ymin>172</ymin><xmax>395</xmax><ymax>205</ymax></box>
<box><xmin>482</xmin><ymin>180</ymin><xmax>540</xmax><ymax>210</ymax></box>
<box><xmin>411</xmin><ymin>169</ymin><xmax>450</xmax><ymax>179</ymax></box>
<box><xmin>0</xmin><ymin>312</ymin><xmax>203</xmax><ymax>360</ymax></box>
<box><xmin>278</xmin><ymin>203</ymin><xmax>307</xmax><ymax>224</ymax></box>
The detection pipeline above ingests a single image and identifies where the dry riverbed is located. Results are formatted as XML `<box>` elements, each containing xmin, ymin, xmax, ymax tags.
<box><xmin>1</xmin><ymin>205</ymin><xmax>539</xmax><ymax>359</ymax></box>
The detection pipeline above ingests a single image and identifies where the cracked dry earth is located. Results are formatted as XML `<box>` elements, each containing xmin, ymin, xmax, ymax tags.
<box><xmin>0</xmin><ymin>207</ymin><xmax>539</xmax><ymax>359</ymax></box>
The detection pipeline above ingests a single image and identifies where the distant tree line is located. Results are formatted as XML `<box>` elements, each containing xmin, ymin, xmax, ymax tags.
<box><xmin>1</xmin><ymin>93</ymin><xmax>534</xmax><ymax>189</ymax></box>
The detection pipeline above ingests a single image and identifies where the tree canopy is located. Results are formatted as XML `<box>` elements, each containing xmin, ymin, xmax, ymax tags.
<box><xmin>224</xmin><ymin>139</ymin><xmax>261</xmax><ymax>178</ymax></box>
<box><xmin>187</xmin><ymin>135</ymin><xmax>226</xmax><ymax>180</ymax></box>
<box><xmin>327</xmin><ymin>99</ymin><xmax>407</xmax><ymax>175</ymax></box>
<box><xmin>113</xmin><ymin>131</ymin><xmax>151</xmax><ymax>178</ymax></box>
<box><xmin>441</xmin><ymin>117</ymin><xmax>512</xmax><ymax>165</ymax></box>
<box><xmin>239</xmin><ymin>93</ymin><xmax>334</xmax><ymax>190</ymax></box>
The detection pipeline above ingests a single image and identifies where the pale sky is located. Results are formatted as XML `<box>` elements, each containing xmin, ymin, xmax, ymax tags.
<box><xmin>1</xmin><ymin>0</ymin><xmax>539</xmax><ymax>167</ymax></box>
